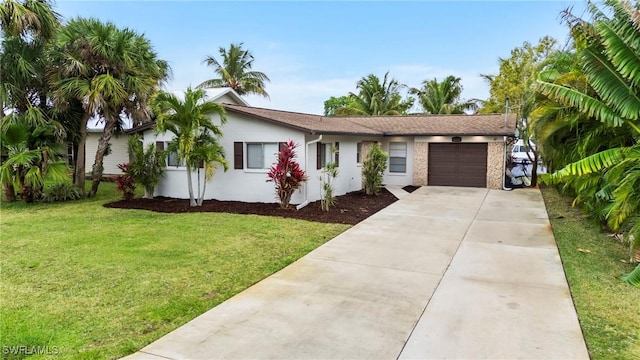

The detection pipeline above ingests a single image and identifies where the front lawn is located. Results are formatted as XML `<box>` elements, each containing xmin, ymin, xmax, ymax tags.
<box><xmin>0</xmin><ymin>183</ymin><xmax>349</xmax><ymax>359</ymax></box>
<box><xmin>542</xmin><ymin>187</ymin><xmax>640</xmax><ymax>360</ymax></box>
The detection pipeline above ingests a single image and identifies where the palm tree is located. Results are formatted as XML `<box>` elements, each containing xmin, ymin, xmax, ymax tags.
<box><xmin>410</xmin><ymin>76</ymin><xmax>476</xmax><ymax>114</ymax></box>
<box><xmin>151</xmin><ymin>88</ymin><xmax>227</xmax><ymax>206</ymax></box>
<box><xmin>0</xmin><ymin>121</ymin><xmax>68</xmax><ymax>203</ymax></box>
<box><xmin>50</xmin><ymin>18</ymin><xmax>169</xmax><ymax>196</ymax></box>
<box><xmin>539</xmin><ymin>1</ymin><xmax>640</xmax><ymax>262</ymax></box>
<box><xmin>339</xmin><ymin>72</ymin><xmax>413</xmax><ymax>116</ymax></box>
<box><xmin>197</xmin><ymin>43</ymin><xmax>270</xmax><ymax>98</ymax></box>
<box><xmin>0</xmin><ymin>0</ymin><xmax>62</xmax><ymax>201</ymax></box>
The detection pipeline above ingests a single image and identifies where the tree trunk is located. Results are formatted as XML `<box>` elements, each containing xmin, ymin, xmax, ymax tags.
<box><xmin>74</xmin><ymin>113</ymin><xmax>91</xmax><ymax>193</ymax></box>
<box><xmin>2</xmin><ymin>182</ymin><xmax>16</xmax><ymax>202</ymax></box>
<box><xmin>198</xmin><ymin>172</ymin><xmax>206</xmax><ymax>206</ymax></box>
<box><xmin>186</xmin><ymin>165</ymin><xmax>196</xmax><ymax>206</ymax></box>
<box><xmin>88</xmin><ymin>118</ymin><xmax>117</xmax><ymax>197</ymax></box>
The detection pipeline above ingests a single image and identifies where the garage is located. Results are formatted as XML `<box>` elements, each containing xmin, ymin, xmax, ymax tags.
<box><xmin>428</xmin><ymin>143</ymin><xmax>488</xmax><ymax>187</ymax></box>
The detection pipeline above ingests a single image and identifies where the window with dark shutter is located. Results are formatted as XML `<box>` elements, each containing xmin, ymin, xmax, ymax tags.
<box><xmin>316</xmin><ymin>142</ymin><xmax>322</xmax><ymax>169</ymax></box>
<box><xmin>334</xmin><ymin>142</ymin><xmax>339</xmax><ymax>167</ymax></box>
<box><xmin>155</xmin><ymin>141</ymin><xmax>164</xmax><ymax>151</ymax></box>
<box><xmin>234</xmin><ymin>142</ymin><xmax>243</xmax><ymax>169</ymax></box>
<box><xmin>279</xmin><ymin>142</ymin><xmax>286</xmax><ymax>151</ymax></box>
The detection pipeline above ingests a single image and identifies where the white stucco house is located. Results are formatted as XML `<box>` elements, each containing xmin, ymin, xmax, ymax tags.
<box><xmin>127</xmin><ymin>88</ymin><xmax>517</xmax><ymax>205</ymax></box>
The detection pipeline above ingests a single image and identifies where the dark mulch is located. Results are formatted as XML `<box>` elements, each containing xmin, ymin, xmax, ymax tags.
<box><xmin>402</xmin><ymin>185</ymin><xmax>421</xmax><ymax>193</ymax></box>
<box><xmin>104</xmin><ymin>189</ymin><xmax>398</xmax><ymax>225</ymax></box>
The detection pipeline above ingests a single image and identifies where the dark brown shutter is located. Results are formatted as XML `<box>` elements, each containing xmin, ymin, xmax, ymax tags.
<box><xmin>316</xmin><ymin>142</ymin><xmax>322</xmax><ymax>169</ymax></box>
<box><xmin>334</xmin><ymin>142</ymin><xmax>339</xmax><ymax>167</ymax></box>
<box><xmin>234</xmin><ymin>142</ymin><xmax>243</xmax><ymax>169</ymax></box>
<box><xmin>279</xmin><ymin>142</ymin><xmax>286</xmax><ymax>152</ymax></box>
<box><xmin>155</xmin><ymin>141</ymin><xmax>164</xmax><ymax>151</ymax></box>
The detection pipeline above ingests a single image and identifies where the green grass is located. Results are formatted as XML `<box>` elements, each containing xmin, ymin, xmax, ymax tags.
<box><xmin>541</xmin><ymin>187</ymin><xmax>640</xmax><ymax>360</ymax></box>
<box><xmin>0</xmin><ymin>183</ymin><xmax>349</xmax><ymax>359</ymax></box>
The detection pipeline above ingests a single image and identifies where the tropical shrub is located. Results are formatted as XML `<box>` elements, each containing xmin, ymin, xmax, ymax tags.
<box><xmin>114</xmin><ymin>163</ymin><xmax>135</xmax><ymax>200</ymax></box>
<box><xmin>267</xmin><ymin>140</ymin><xmax>307</xmax><ymax>209</ymax></box>
<box><xmin>362</xmin><ymin>143</ymin><xmax>388</xmax><ymax>195</ymax></box>
<box><xmin>128</xmin><ymin>135</ymin><xmax>166</xmax><ymax>199</ymax></box>
<box><xmin>320</xmin><ymin>160</ymin><xmax>338</xmax><ymax>212</ymax></box>
<box><xmin>536</xmin><ymin>1</ymin><xmax>640</xmax><ymax>273</ymax></box>
<box><xmin>42</xmin><ymin>182</ymin><xmax>83</xmax><ymax>202</ymax></box>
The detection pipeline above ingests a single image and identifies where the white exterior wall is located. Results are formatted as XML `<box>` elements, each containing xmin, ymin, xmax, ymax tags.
<box><xmin>381</xmin><ymin>137</ymin><xmax>415</xmax><ymax>186</ymax></box>
<box><xmin>145</xmin><ymin>112</ymin><xmax>307</xmax><ymax>203</ymax></box>
<box><xmin>303</xmin><ymin>135</ymin><xmax>376</xmax><ymax>203</ymax></box>
<box><xmin>85</xmin><ymin>131</ymin><xmax>130</xmax><ymax>175</ymax></box>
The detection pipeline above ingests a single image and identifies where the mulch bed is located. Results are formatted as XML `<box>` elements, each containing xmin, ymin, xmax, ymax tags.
<box><xmin>104</xmin><ymin>189</ymin><xmax>398</xmax><ymax>225</ymax></box>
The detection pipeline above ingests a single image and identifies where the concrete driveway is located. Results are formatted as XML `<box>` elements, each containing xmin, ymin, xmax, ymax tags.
<box><xmin>124</xmin><ymin>187</ymin><xmax>589</xmax><ymax>360</ymax></box>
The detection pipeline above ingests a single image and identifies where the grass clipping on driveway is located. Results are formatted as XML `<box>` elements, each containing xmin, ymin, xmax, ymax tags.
<box><xmin>0</xmin><ymin>183</ymin><xmax>349</xmax><ymax>359</ymax></box>
<box><xmin>542</xmin><ymin>187</ymin><xmax>640</xmax><ymax>360</ymax></box>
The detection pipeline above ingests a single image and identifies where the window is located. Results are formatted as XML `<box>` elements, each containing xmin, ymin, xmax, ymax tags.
<box><xmin>389</xmin><ymin>142</ymin><xmax>407</xmax><ymax>173</ymax></box>
<box><xmin>316</xmin><ymin>142</ymin><xmax>339</xmax><ymax>169</ymax></box>
<box><xmin>356</xmin><ymin>142</ymin><xmax>362</xmax><ymax>164</ymax></box>
<box><xmin>246</xmin><ymin>142</ymin><xmax>278</xmax><ymax>169</ymax></box>
<box><xmin>159</xmin><ymin>141</ymin><xmax>184</xmax><ymax>167</ymax></box>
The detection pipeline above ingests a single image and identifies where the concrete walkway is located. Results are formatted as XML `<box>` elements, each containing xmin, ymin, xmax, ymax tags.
<box><xmin>124</xmin><ymin>187</ymin><xmax>589</xmax><ymax>360</ymax></box>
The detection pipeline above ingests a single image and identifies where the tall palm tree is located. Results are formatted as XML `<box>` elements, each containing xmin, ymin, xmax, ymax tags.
<box><xmin>151</xmin><ymin>88</ymin><xmax>227</xmax><ymax>206</ymax></box>
<box><xmin>339</xmin><ymin>72</ymin><xmax>413</xmax><ymax>116</ymax></box>
<box><xmin>197</xmin><ymin>43</ymin><xmax>270</xmax><ymax>98</ymax></box>
<box><xmin>410</xmin><ymin>76</ymin><xmax>476</xmax><ymax>114</ymax></box>
<box><xmin>50</xmin><ymin>18</ymin><xmax>169</xmax><ymax>196</ymax></box>
<box><xmin>539</xmin><ymin>1</ymin><xmax>640</xmax><ymax>263</ymax></box>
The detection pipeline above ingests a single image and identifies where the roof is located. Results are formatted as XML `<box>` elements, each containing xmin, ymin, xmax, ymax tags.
<box><xmin>125</xmin><ymin>88</ymin><xmax>249</xmax><ymax>134</ymax></box>
<box><xmin>223</xmin><ymin>104</ymin><xmax>517</xmax><ymax>136</ymax></box>
<box><xmin>127</xmin><ymin>103</ymin><xmax>517</xmax><ymax>137</ymax></box>
<box><xmin>223</xmin><ymin>104</ymin><xmax>381</xmax><ymax>135</ymax></box>
<box><xmin>169</xmin><ymin>88</ymin><xmax>249</xmax><ymax>107</ymax></box>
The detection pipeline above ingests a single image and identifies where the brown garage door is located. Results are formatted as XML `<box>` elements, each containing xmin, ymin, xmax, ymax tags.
<box><xmin>428</xmin><ymin>143</ymin><xmax>487</xmax><ymax>187</ymax></box>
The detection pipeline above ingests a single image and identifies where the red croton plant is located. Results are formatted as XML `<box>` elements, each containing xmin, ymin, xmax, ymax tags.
<box><xmin>267</xmin><ymin>140</ymin><xmax>308</xmax><ymax>209</ymax></box>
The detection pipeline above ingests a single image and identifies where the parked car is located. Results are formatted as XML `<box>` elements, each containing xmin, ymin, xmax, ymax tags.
<box><xmin>511</xmin><ymin>140</ymin><xmax>536</xmax><ymax>164</ymax></box>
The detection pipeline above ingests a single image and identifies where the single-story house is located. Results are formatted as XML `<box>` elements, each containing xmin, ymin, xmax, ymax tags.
<box><xmin>128</xmin><ymin>88</ymin><xmax>517</xmax><ymax>205</ymax></box>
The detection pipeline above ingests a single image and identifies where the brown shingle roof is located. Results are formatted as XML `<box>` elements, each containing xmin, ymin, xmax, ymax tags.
<box><xmin>223</xmin><ymin>104</ymin><xmax>381</xmax><ymax>135</ymax></box>
<box><xmin>127</xmin><ymin>103</ymin><xmax>517</xmax><ymax>136</ymax></box>
<box><xmin>224</xmin><ymin>104</ymin><xmax>517</xmax><ymax>136</ymax></box>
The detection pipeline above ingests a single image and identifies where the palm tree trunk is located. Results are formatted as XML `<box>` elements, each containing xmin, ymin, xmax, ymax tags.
<box><xmin>198</xmin><ymin>170</ymin><xmax>207</xmax><ymax>206</ymax></box>
<box><xmin>74</xmin><ymin>113</ymin><xmax>90</xmax><ymax>193</ymax></box>
<box><xmin>2</xmin><ymin>182</ymin><xmax>16</xmax><ymax>202</ymax></box>
<box><xmin>88</xmin><ymin>118</ymin><xmax>117</xmax><ymax>197</ymax></box>
<box><xmin>186</xmin><ymin>164</ymin><xmax>196</xmax><ymax>206</ymax></box>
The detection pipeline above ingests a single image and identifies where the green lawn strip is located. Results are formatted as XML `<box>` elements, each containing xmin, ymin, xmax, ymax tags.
<box><xmin>1</xmin><ymin>183</ymin><xmax>349</xmax><ymax>359</ymax></box>
<box><xmin>541</xmin><ymin>187</ymin><xmax>640</xmax><ymax>360</ymax></box>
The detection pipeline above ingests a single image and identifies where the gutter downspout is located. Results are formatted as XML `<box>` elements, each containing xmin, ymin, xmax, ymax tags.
<box><xmin>296</xmin><ymin>134</ymin><xmax>323</xmax><ymax>210</ymax></box>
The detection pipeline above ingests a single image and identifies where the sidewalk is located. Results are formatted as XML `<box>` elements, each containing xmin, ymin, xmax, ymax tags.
<box><xmin>124</xmin><ymin>187</ymin><xmax>588</xmax><ymax>360</ymax></box>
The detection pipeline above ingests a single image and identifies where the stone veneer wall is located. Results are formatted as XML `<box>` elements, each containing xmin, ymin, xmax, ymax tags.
<box><xmin>486</xmin><ymin>142</ymin><xmax>505</xmax><ymax>190</ymax></box>
<box><xmin>413</xmin><ymin>142</ymin><xmax>429</xmax><ymax>186</ymax></box>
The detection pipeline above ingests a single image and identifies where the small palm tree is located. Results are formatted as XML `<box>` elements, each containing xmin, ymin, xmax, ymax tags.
<box><xmin>0</xmin><ymin>121</ymin><xmax>68</xmax><ymax>203</ymax></box>
<box><xmin>197</xmin><ymin>43</ymin><xmax>270</xmax><ymax>98</ymax></box>
<box><xmin>151</xmin><ymin>88</ymin><xmax>227</xmax><ymax>206</ymax></box>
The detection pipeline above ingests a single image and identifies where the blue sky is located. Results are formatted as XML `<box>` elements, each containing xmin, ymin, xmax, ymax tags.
<box><xmin>56</xmin><ymin>0</ymin><xmax>585</xmax><ymax>114</ymax></box>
